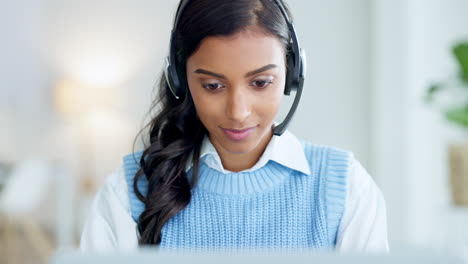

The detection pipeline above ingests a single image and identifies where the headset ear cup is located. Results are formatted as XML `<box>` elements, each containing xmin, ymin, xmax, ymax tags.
<box><xmin>167</xmin><ymin>75</ymin><xmax>176</xmax><ymax>96</ymax></box>
<box><xmin>299</xmin><ymin>48</ymin><xmax>307</xmax><ymax>79</ymax></box>
<box><xmin>164</xmin><ymin>56</ymin><xmax>182</xmax><ymax>99</ymax></box>
<box><xmin>284</xmin><ymin>53</ymin><xmax>295</xmax><ymax>96</ymax></box>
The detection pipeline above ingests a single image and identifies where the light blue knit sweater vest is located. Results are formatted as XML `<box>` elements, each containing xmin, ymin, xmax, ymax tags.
<box><xmin>123</xmin><ymin>142</ymin><xmax>350</xmax><ymax>251</ymax></box>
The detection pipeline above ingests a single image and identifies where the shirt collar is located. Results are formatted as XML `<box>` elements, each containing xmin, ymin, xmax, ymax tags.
<box><xmin>185</xmin><ymin>129</ymin><xmax>311</xmax><ymax>176</ymax></box>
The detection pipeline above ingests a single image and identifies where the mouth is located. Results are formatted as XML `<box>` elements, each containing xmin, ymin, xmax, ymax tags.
<box><xmin>221</xmin><ymin>126</ymin><xmax>257</xmax><ymax>141</ymax></box>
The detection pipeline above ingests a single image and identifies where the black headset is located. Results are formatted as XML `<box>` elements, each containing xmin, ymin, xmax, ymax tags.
<box><xmin>164</xmin><ymin>0</ymin><xmax>306</xmax><ymax>136</ymax></box>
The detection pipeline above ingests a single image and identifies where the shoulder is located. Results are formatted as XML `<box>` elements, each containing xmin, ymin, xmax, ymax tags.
<box><xmin>298</xmin><ymin>140</ymin><xmax>381</xmax><ymax>197</ymax></box>
<box><xmin>277</xmin><ymin>131</ymin><xmax>353</xmax><ymax>175</ymax></box>
<box><xmin>339</xmin><ymin>154</ymin><xmax>386</xmax><ymax>214</ymax></box>
<box><xmin>80</xmin><ymin>165</ymin><xmax>137</xmax><ymax>251</ymax></box>
<box><xmin>336</xmin><ymin>156</ymin><xmax>389</xmax><ymax>252</ymax></box>
<box><xmin>95</xmin><ymin>165</ymin><xmax>131</xmax><ymax>214</ymax></box>
<box><xmin>122</xmin><ymin>151</ymin><xmax>144</xmax><ymax>171</ymax></box>
<box><xmin>296</xmin><ymin>139</ymin><xmax>384</xmax><ymax>203</ymax></box>
<box><xmin>299</xmin><ymin>140</ymin><xmax>354</xmax><ymax>170</ymax></box>
<box><xmin>346</xmin><ymin>157</ymin><xmax>385</xmax><ymax>203</ymax></box>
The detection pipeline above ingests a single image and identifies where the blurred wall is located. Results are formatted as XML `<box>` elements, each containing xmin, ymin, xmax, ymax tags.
<box><xmin>406</xmin><ymin>0</ymin><xmax>468</xmax><ymax>248</ymax></box>
<box><xmin>0</xmin><ymin>0</ymin><xmax>57</xmax><ymax>162</ymax></box>
<box><xmin>45</xmin><ymin>0</ymin><xmax>178</xmax><ymax>186</ymax></box>
<box><xmin>370</xmin><ymin>0</ymin><xmax>409</xmax><ymax>247</ymax></box>
<box><xmin>371</xmin><ymin>0</ymin><xmax>468</xmax><ymax>249</ymax></box>
<box><xmin>0</xmin><ymin>0</ymin><xmax>50</xmax><ymax>115</ymax></box>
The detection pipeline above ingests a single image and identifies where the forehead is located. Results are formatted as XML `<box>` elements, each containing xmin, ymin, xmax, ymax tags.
<box><xmin>186</xmin><ymin>28</ymin><xmax>286</xmax><ymax>75</ymax></box>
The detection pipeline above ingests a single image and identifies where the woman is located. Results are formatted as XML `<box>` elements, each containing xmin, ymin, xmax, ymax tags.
<box><xmin>80</xmin><ymin>0</ymin><xmax>388</xmax><ymax>252</ymax></box>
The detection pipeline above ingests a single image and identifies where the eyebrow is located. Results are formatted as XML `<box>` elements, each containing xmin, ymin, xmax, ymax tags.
<box><xmin>193</xmin><ymin>64</ymin><xmax>278</xmax><ymax>79</ymax></box>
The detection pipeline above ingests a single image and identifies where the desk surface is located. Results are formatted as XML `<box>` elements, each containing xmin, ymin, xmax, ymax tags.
<box><xmin>51</xmin><ymin>249</ymin><xmax>466</xmax><ymax>264</ymax></box>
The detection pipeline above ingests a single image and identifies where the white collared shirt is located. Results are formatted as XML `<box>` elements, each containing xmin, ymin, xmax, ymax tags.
<box><xmin>80</xmin><ymin>130</ymin><xmax>389</xmax><ymax>252</ymax></box>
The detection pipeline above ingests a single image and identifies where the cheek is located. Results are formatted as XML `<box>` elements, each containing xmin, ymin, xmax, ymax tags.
<box><xmin>188</xmin><ymin>79</ymin><xmax>205</xmax><ymax>109</ymax></box>
<box><xmin>251</xmin><ymin>85</ymin><xmax>283</xmax><ymax>123</ymax></box>
<box><xmin>258</xmin><ymin>93</ymin><xmax>282</xmax><ymax>120</ymax></box>
<box><xmin>264</xmin><ymin>81</ymin><xmax>284</xmax><ymax>111</ymax></box>
<box><xmin>188</xmin><ymin>82</ymin><xmax>220</xmax><ymax>126</ymax></box>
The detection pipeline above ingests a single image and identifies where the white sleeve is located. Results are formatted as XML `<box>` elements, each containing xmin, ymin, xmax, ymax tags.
<box><xmin>79</xmin><ymin>166</ymin><xmax>139</xmax><ymax>252</ymax></box>
<box><xmin>335</xmin><ymin>156</ymin><xmax>389</xmax><ymax>253</ymax></box>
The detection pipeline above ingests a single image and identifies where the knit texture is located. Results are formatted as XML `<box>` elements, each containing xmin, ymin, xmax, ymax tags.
<box><xmin>123</xmin><ymin>142</ymin><xmax>350</xmax><ymax>251</ymax></box>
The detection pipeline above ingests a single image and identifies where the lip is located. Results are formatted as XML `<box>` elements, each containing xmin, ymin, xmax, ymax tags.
<box><xmin>221</xmin><ymin>126</ymin><xmax>257</xmax><ymax>141</ymax></box>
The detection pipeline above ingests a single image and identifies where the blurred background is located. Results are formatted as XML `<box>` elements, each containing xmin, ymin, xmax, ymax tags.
<box><xmin>1</xmin><ymin>0</ymin><xmax>468</xmax><ymax>263</ymax></box>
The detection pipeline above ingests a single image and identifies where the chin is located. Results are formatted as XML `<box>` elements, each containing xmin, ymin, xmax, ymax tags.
<box><xmin>219</xmin><ymin>139</ymin><xmax>258</xmax><ymax>154</ymax></box>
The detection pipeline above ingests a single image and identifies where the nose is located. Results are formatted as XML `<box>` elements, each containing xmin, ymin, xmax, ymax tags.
<box><xmin>225</xmin><ymin>88</ymin><xmax>251</xmax><ymax>123</ymax></box>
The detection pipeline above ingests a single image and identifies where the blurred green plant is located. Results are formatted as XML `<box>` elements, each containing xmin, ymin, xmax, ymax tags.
<box><xmin>425</xmin><ymin>41</ymin><xmax>468</xmax><ymax>128</ymax></box>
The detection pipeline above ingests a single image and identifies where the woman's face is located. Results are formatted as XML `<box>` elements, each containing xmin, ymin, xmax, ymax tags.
<box><xmin>186</xmin><ymin>27</ymin><xmax>286</xmax><ymax>155</ymax></box>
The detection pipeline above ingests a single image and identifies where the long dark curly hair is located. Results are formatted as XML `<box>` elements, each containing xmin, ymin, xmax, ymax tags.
<box><xmin>134</xmin><ymin>0</ymin><xmax>292</xmax><ymax>245</ymax></box>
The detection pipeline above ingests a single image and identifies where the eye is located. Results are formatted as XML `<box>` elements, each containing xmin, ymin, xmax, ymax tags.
<box><xmin>201</xmin><ymin>82</ymin><xmax>225</xmax><ymax>91</ymax></box>
<box><xmin>250</xmin><ymin>79</ymin><xmax>273</xmax><ymax>88</ymax></box>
